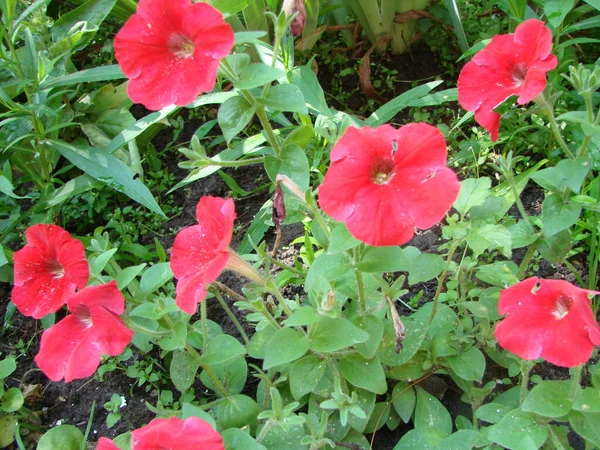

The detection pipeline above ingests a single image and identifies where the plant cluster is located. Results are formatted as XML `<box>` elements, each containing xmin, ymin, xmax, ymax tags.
<box><xmin>1</xmin><ymin>0</ymin><xmax>600</xmax><ymax>449</ymax></box>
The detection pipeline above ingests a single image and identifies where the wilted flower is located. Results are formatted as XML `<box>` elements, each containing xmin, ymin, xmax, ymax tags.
<box><xmin>318</xmin><ymin>123</ymin><xmax>460</xmax><ymax>246</ymax></box>
<box><xmin>458</xmin><ymin>19</ymin><xmax>557</xmax><ymax>141</ymax></box>
<box><xmin>12</xmin><ymin>224</ymin><xmax>89</xmax><ymax>319</ymax></box>
<box><xmin>114</xmin><ymin>0</ymin><xmax>234</xmax><ymax>110</ymax></box>
<box><xmin>495</xmin><ymin>277</ymin><xmax>600</xmax><ymax>367</ymax></box>
<box><xmin>35</xmin><ymin>282</ymin><xmax>133</xmax><ymax>382</ymax></box>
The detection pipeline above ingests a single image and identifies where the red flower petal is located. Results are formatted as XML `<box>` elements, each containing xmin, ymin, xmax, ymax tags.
<box><xmin>89</xmin><ymin>305</ymin><xmax>134</xmax><ymax>356</ymax></box>
<box><xmin>457</xmin><ymin>19</ymin><xmax>557</xmax><ymax>141</ymax></box>
<box><xmin>132</xmin><ymin>417</ymin><xmax>224</xmax><ymax>450</ymax></box>
<box><xmin>495</xmin><ymin>278</ymin><xmax>600</xmax><ymax>367</ymax></box>
<box><xmin>114</xmin><ymin>0</ymin><xmax>234</xmax><ymax>110</ymax></box>
<box><xmin>67</xmin><ymin>280</ymin><xmax>125</xmax><ymax>315</ymax></box>
<box><xmin>97</xmin><ymin>438</ymin><xmax>120</xmax><ymax>450</ymax></box>
<box><xmin>12</xmin><ymin>224</ymin><xmax>88</xmax><ymax>319</ymax></box>
<box><xmin>170</xmin><ymin>197</ymin><xmax>235</xmax><ymax>314</ymax></box>
<box><xmin>318</xmin><ymin>124</ymin><xmax>460</xmax><ymax>247</ymax></box>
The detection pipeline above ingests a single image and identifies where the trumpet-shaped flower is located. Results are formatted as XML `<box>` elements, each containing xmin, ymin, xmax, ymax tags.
<box><xmin>458</xmin><ymin>19</ymin><xmax>557</xmax><ymax>141</ymax></box>
<box><xmin>132</xmin><ymin>417</ymin><xmax>224</xmax><ymax>450</ymax></box>
<box><xmin>114</xmin><ymin>0</ymin><xmax>234</xmax><ymax>110</ymax></box>
<box><xmin>318</xmin><ymin>123</ymin><xmax>461</xmax><ymax>247</ymax></box>
<box><xmin>12</xmin><ymin>224</ymin><xmax>89</xmax><ymax>319</ymax></box>
<box><xmin>495</xmin><ymin>277</ymin><xmax>600</xmax><ymax>367</ymax></box>
<box><xmin>35</xmin><ymin>281</ymin><xmax>133</xmax><ymax>382</ymax></box>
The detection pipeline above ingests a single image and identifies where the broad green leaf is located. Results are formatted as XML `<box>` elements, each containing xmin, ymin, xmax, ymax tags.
<box><xmin>453</xmin><ymin>178</ymin><xmax>491</xmax><ymax>216</ymax></box>
<box><xmin>199</xmin><ymin>334</ymin><xmax>246</xmax><ymax>365</ymax></box>
<box><xmin>48</xmin><ymin>140</ymin><xmax>165</xmax><ymax>216</ymax></box>
<box><xmin>0</xmin><ymin>414</ymin><xmax>16</xmax><ymax>448</ymax></box>
<box><xmin>408</xmin><ymin>253</ymin><xmax>445</xmax><ymax>285</ymax></box>
<box><xmin>213</xmin><ymin>0</ymin><xmax>250</xmax><ymax>14</ymax></box>
<box><xmin>505</xmin><ymin>219</ymin><xmax>538</xmax><ymax>248</ymax></box>
<box><xmin>289</xmin><ymin>355</ymin><xmax>326</xmax><ymax>400</ymax></box>
<box><xmin>158</xmin><ymin>322</ymin><xmax>187</xmax><ymax>351</ymax></box>
<box><xmin>570</xmin><ymin>410</ymin><xmax>600</xmax><ymax>447</ymax></box>
<box><xmin>475</xmin><ymin>261</ymin><xmax>519</xmax><ymax>287</ymax></box>
<box><xmin>236</xmin><ymin>63</ymin><xmax>285</xmax><ymax>90</ymax></box>
<box><xmin>305</xmin><ymin>253</ymin><xmax>351</xmax><ymax>292</ymax></box>
<box><xmin>52</xmin><ymin>0</ymin><xmax>116</xmax><ymax>41</ymax></box>
<box><xmin>116</xmin><ymin>263</ymin><xmax>146</xmax><ymax>290</ymax></box>
<box><xmin>258</xmin><ymin>422</ymin><xmax>308</xmax><ymax>450</ymax></box>
<box><xmin>264</xmin><ymin>143</ymin><xmax>310</xmax><ymax>191</ymax></box>
<box><xmin>283</xmin><ymin>306</ymin><xmax>320</xmax><ymax>326</ymax></box>
<box><xmin>448</xmin><ymin>347</ymin><xmax>486</xmax><ymax>382</ymax></box>
<box><xmin>218</xmin><ymin>96</ymin><xmax>256</xmax><ymax>142</ymax></box>
<box><xmin>263</xmin><ymin>328</ymin><xmax>310</xmax><ymax>370</ymax></box>
<box><xmin>217</xmin><ymin>395</ymin><xmax>260</xmax><ymax>430</ymax></box>
<box><xmin>289</xmin><ymin>61</ymin><xmax>331</xmax><ymax>116</ymax></box>
<box><xmin>414</xmin><ymin>387</ymin><xmax>452</xmax><ymax>435</ymax></box>
<box><xmin>488</xmin><ymin>409</ymin><xmax>548</xmax><ymax>450</ymax></box>
<box><xmin>201</xmin><ymin>356</ymin><xmax>247</xmax><ymax>395</ymax></box>
<box><xmin>328</xmin><ymin>223</ymin><xmax>361</xmax><ymax>254</ymax></box>
<box><xmin>0</xmin><ymin>357</ymin><xmax>16</xmax><ymax>379</ymax></box>
<box><xmin>170</xmin><ymin>350</ymin><xmax>201</xmax><ymax>392</ymax></box>
<box><xmin>354</xmin><ymin>246</ymin><xmax>407</xmax><ymax>273</ymax></box>
<box><xmin>574</xmin><ymin>387</ymin><xmax>600</xmax><ymax>412</ymax></box>
<box><xmin>545</xmin><ymin>0</ymin><xmax>574</xmax><ymax>27</ymax></box>
<box><xmin>37</xmin><ymin>425</ymin><xmax>85</xmax><ymax>450</ymax></box>
<box><xmin>466</xmin><ymin>223</ymin><xmax>512</xmax><ymax>258</ymax></box>
<box><xmin>339</xmin><ymin>354</ymin><xmax>387</xmax><ymax>394</ymax></box>
<box><xmin>1</xmin><ymin>388</ymin><xmax>24</xmax><ymax>412</ymax></box>
<box><xmin>476</xmin><ymin>403</ymin><xmax>513</xmax><ymax>424</ymax></box>
<box><xmin>541</xmin><ymin>194</ymin><xmax>581</xmax><ymax>237</ymax></box>
<box><xmin>353</xmin><ymin>314</ymin><xmax>384</xmax><ymax>360</ymax></box>
<box><xmin>260</xmin><ymin>84</ymin><xmax>308</xmax><ymax>114</ymax></box>
<box><xmin>433</xmin><ymin>430</ymin><xmax>477</xmax><ymax>450</ymax></box>
<box><xmin>392</xmin><ymin>382</ymin><xmax>416</xmax><ymax>423</ymax></box>
<box><xmin>379</xmin><ymin>319</ymin><xmax>427</xmax><ymax>366</ymax></box>
<box><xmin>392</xmin><ymin>427</ymin><xmax>447</xmax><ymax>449</ymax></box>
<box><xmin>234</xmin><ymin>31</ymin><xmax>267</xmax><ymax>45</ymax></box>
<box><xmin>309</xmin><ymin>317</ymin><xmax>369</xmax><ymax>352</ymax></box>
<box><xmin>530</xmin><ymin>159</ymin><xmax>590</xmax><ymax>195</ymax></box>
<box><xmin>222</xmin><ymin>428</ymin><xmax>267</xmax><ymax>450</ymax></box>
<box><xmin>140</xmin><ymin>263</ymin><xmax>173</xmax><ymax>295</ymax></box>
<box><xmin>40</xmin><ymin>65</ymin><xmax>126</xmax><ymax>89</ymax></box>
<box><xmin>522</xmin><ymin>380</ymin><xmax>572</xmax><ymax>418</ymax></box>
<box><xmin>535</xmin><ymin>229</ymin><xmax>571</xmax><ymax>264</ymax></box>
<box><xmin>92</xmin><ymin>248</ymin><xmax>118</xmax><ymax>274</ymax></box>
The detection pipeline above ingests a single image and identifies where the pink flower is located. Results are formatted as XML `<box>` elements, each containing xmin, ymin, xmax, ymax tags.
<box><xmin>114</xmin><ymin>0</ymin><xmax>234</xmax><ymax>110</ymax></box>
<box><xmin>12</xmin><ymin>224</ymin><xmax>89</xmax><ymax>319</ymax></box>
<box><xmin>318</xmin><ymin>124</ymin><xmax>461</xmax><ymax>246</ymax></box>
<box><xmin>132</xmin><ymin>417</ymin><xmax>224</xmax><ymax>450</ymax></box>
<box><xmin>34</xmin><ymin>281</ymin><xmax>133</xmax><ymax>382</ymax></box>
<box><xmin>495</xmin><ymin>277</ymin><xmax>600</xmax><ymax>367</ymax></box>
<box><xmin>97</xmin><ymin>438</ymin><xmax>121</xmax><ymax>450</ymax></box>
<box><xmin>458</xmin><ymin>19</ymin><xmax>557</xmax><ymax>141</ymax></box>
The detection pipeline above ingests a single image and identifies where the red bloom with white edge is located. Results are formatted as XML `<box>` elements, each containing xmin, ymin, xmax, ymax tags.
<box><xmin>35</xmin><ymin>281</ymin><xmax>133</xmax><ymax>382</ymax></box>
<box><xmin>495</xmin><ymin>277</ymin><xmax>600</xmax><ymax>367</ymax></box>
<box><xmin>170</xmin><ymin>197</ymin><xmax>235</xmax><ymax>314</ymax></box>
<box><xmin>458</xmin><ymin>19</ymin><xmax>557</xmax><ymax>141</ymax></box>
<box><xmin>132</xmin><ymin>417</ymin><xmax>224</xmax><ymax>450</ymax></box>
<box><xmin>12</xmin><ymin>224</ymin><xmax>89</xmax><ymax>319</ymax></box>
<box><xmin>318</xmin><ymin>124</ymin><xmax>461</xmax><ymax>247</ymax></box>
<box><xmin>114</xmin><ymin>0</ymin><xmax>234</xmax><ymax>110</ymax></box>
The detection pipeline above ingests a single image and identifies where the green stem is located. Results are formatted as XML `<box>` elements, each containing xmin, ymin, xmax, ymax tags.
<box><xmin>535</xmin><ymin>94</ymin><xmax>576</xmax><ymax>159</ymax></box>
<box><xmin>123</xmin><ymin>319</ymin><xmax>172</xmax><ymax>338</ymax></box>
<box><xmin>268</xmin><ymin>280</ymin><xmax>294</xmax><ymax>317</ymax></box>
<box><xmin>185</xmin><ymin>343</ymin><xmax>229</xmax><ymax>398</ymax></box>
<box><xmin>576</xmin><ymin>93</ymin><xmax>599</xmax><ymax>159</ymax></box>
<box><xmin>212</xmin><ymin>288</ymin><xmax>250</xmax><ymax>345</ymax></box>
<box><xmin>547</xmin><ymin>424</ymin><xmax>566</xmax><ymax>450</ymax></box>
<box><xmin>201</xmin><ymin>297</ymin><xmax>208</xmax><ymax>352</ymax></box>
<box><xmin>428</xmin><ymin>243</ymin><xmax>459</xmax><ymax>324</ymax></box>
<box><xmin>519</xmin><ymin>361</ymin><xmax>534</xmax><ymax>405</ymax></box>
<box><xmin>355</xmin><ymin>269</ymin><xmax>366</xmax><ymax>313</ymax></box>
<box><xmin>254</xmin><ymin>104</ymin><xmax>283</xmax><ymax>157</ymax></box>
<box><xmin>562</xmin><ymin>259</ymin><xmax>585</xmax><ymax>288</ymax></box>
<box><xmin>517</xmin><ymin>243</ymin><xmax>537</xmax><ymax>279</ymax></box>
<box><xmin>569</xmin><ymin>365</ymin><xmax>582</xmax><ymax>400</ymax></box>
<box><xmin>210</xmin><ymin>156</ymin><xmax>265</xmax><ymax>167</ymax></box>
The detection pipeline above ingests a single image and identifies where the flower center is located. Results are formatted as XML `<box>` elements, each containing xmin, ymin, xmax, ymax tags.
<box><xmin>512</xmin><ymin>63</ymin><xmax>528</xmax><ymax>85</ymax></box>
<box><xmin>47</xmin><ymin>259</ymin><xmax>65</xmax><ymax>279</ymax></box>
<box><xmin>370</xmin><ymin>157</ymin><xmax>396</xmax><ymax>185</ymax></box>
<box><xmin>73</xmin><ymin>304</ymin><xmax>93</xmax><ymax>328</ymax></box>
<box><xmin>552</xmin><ymin>295</ymin><xmax>573</xmax><ymax>320</ymax></box>
<box><xmin>168</xmin><ymin>32</ymin><xmax>195</xmax><ymax>59</ymax></box>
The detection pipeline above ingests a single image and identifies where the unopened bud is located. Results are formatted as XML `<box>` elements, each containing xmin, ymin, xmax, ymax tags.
<box><xmin>276</xmin><ymin>174</ymin><xmax>306</xmax><ymax>204</ymax></box>
<box><xmin>282</xmin><ymin>0</ymin><xmax>306</xmax><ymax>36</ymax></box>
<box><xmin>273</xmin><ymin>182</ymin><xmax>286</xmax><ymax>228</ymax></box>
<box><xmin>320</xmin><ymin>291</ymin><xmax>337</xmax><ymax>312</ymax></box>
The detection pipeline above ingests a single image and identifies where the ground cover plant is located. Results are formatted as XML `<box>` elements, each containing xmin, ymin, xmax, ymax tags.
<box><xmin>0</xmin><ymin>0</ymin><xmax>600</xmax><ymax>449</ymax></box>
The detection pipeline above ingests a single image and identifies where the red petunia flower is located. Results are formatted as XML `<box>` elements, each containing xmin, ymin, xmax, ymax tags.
<box><xmin>114</xmin><ymin>0</ymin><xmax>234</xmax><ymax>110</ymax></box>
<box><xmin>35</xmin><ymin>281</ymin><xmax>133</xmax><ymax>382</ymax></box>
<box><xmin>457</xmin><ymin>19</ymin><xmax>557</xmax><ymax>141</ymax></box>
<box><xmin>97</xmin><ymin>438</ymin><xmax>120</xmax><ymax>450</ymax></box>
<box><xmin>495</xmin><ymin>277</ymin><xmax>600</xmax><ymax>367</ymax></box>
<box><xmin>12</xmin><ymin>224</ymin><xmax>89</xmax><ymax>319</ymax></box>
<box><xmin>132</xmin><ymin>417</ymin><xmax>224</xmax><ymax>450</ymax></box>
<box><xmin>318</xmin><ymin>123</ymin><xmax>461</xmax><ymax>247</ymax></box>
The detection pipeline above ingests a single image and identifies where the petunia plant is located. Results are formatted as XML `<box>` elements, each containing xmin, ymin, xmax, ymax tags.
<box><xmin>4</xmin><ymin>0</ymin><xmax>600</xmax><ymax>449</ymax></box>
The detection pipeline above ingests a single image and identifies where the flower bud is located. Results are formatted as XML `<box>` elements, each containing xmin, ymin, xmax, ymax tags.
<box><xmin>282</xmin><ymin>0</ymin><xmax>306</xmax><ymax>36</ymax></box>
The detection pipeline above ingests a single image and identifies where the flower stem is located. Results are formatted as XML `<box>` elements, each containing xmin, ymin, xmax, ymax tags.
<box><xmin>201</xmin><ymin>297</ymin><xmax>208</xmax><ymax>353</ymax></box>
<box><xmin>185</xmin><ymin>342</ymin><xmax>229</xmax><ymax>398</ymax></box>
<box><xmin>210</xmin><ymin>156</ymin><xmax>265</xmax><ymax>168</ymax></box>
<box><xmin>211</xmin><ymin>288</ymin><xmax>250</xmax><ymax>345</ymax></box>
<box><xmin>535</xmin><ymin>94</ymin><xmax>576</xmax><ymax>159</ymax></box>
<box><xmin>267</xmin><ymin>278</ymin><xmax>294</xmax><ymax>318</ymax></box>
<box><xmin>428</xmin><ymin>243</ymin><xmax>458</xmax><ymax>324</ymax></box>
<box><xmin>519</xmin><ymin>361</ymin><xmax>535</xmax><ymax>405</ymax></box>
<box><xmin>355</xmin><ymin>269</ymin><xmax>366</xmax><ymax>313</ymax></box>
<box><xmin>517</xmin><ymin>243</ymin><xmax>537</xmax><ymax>279</ymax></box>
<box><xmin>569</xmin><ymin>365</ymin><xmax>582</xmax><ymax>400</ymax></box>
<box><xmin>576</xmin><ymin>93</ymin><xmax>599</xmax><ymax>159</ymax></box>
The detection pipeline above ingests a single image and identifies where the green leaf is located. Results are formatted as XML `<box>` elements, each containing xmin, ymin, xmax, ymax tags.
<box><xmin>218</xmin><ymin>96</ymin><xmax>256</xmax><ymax>143</ymax></box>
<box><xmin>92</xmin><ymin>248</ymin><xmax>118</xmax><ymax>274</ymax></box>
<box><xmin>48</xmin><ymin>140</ymin><xmax>165</xmax><ymax>217</ymax></box>
<box><xmin>414</xmin><ymin>387</ymin><xmax>452</xmax><ymax>435</ymax></box>
<box><xmin>339</xmin><ymin>354</ymin><xmax>387</xmax><ymax>394</ymax></box>
<box><xmin>170</xmin><ymin>350</ymin><xmax>201</xmax><ymax>392</ymax></box>
<box><xmin>453</xmin><ymin>178</ymin><xmax>491</xmax><ymax>216</ymax></box>
<box><xmin>283</xmin><ymin>306</ymin><xmax>320</xmax><ymax>327</ymax></box>
<box><xmin>217</xmin><ymin>395</ymin><xmax>260</xmax><ymax>430</ymax></box>
<box><xmin>37</xmin><ymin>425</ymin><xmax>85</xmax><ymax>450</ymax></box>
<box><xmin>392</xmin><ymin>382</ymin><xmax>416</xmax><ymax>423</ymax></box>
<box><xmin>199</xmin><ymin>335</ymin><xmax>246</xmax><ymax>366</ymax></box>
<box><xmin>305</xmin><ymin>253</ymin><xmax>352</xmax><ymax>292</ymax></box>
<box><xmin>522</xmin><ymin>380</ymin><xmax>572</xmax><ymax>418</ymax></box>
<box><xmin>140</xmin><ymin>263</ymin><xmax>173</xmax><ymax>295</ymax></box>
<box><xmin>289</xmin><ymin>355</ymin><xmax>326</xmax><ymax>400</ymax></box>
<box><xmin>447</xmin><ymin>347</ymin><xmax>486</xmax><ymax>382</ymax></box>
<box><xmin>182</xmin><ymin>403</ymin><xmax>217</xmax><ymax>428</ymax></box>
<box><xmin>263</xmin><ymin>328</ymin><xmax>310</xmax><ymax>370</ymax></box>
<box><xmin>264</xmin><ymin>143</ymin><xmax>310</xmax><ymax>191</ymax></box>
<box><xmin>535</xmin><ymin>229</ymin><xmax>571</xmax><ymax>264</ymax></box>
<box><xmin>476</xmin><ymin>403</ymin><xmax>513</xmax><ymax>424</ymax></box>
<box><xmin>0</xmin><ymin>414</ymin><xmax>16</xmax><ymax>448</ymax></box>
<box><xmin>289</xmin><ymin>61</ymin><xmax>331</xmax><ymax>116</ymax></box>
<box><xmin>200</xmin><ymin>356</ymin><xmax>247</xmax><ymax>395</ymax></box>
<box><xmin>354</xmin><ymin>246</ymin><xmax>407</xmax><ymax>273</ymax></box>
<box><xmin>574</xmin><ymin>387</ymin><xmax>600</xmax><ymax>413</ymax></box>
<box><xmin>0</xmin><ymin>357</ymin><xmax>16</xmax><ymax>379</ymax></box>
<box><xmin>488</xmin><ymin>409</ymin><xmax>548</xmax><ymax>449</ymax></box>
<box><xmin>378</xmin><ymin>319</ymin><xmax>427</xmax><ymax>366</ymax></box>
<box><xmin>236</xmin><ymin>63</ymin><xmax>285</xmax><ymax>90</ymax></box>
<box><xmin>433</xmin><ymin>430</ymin><xmax>477</xmax><ymax>450</ymax></box>
<box><xmin>570</xmin><ymin>410</ymin><xmax>600</xmax><ymax>447</ymax></box>
<box><xmin>116</xmin><ymin>263</ymin><xmax>146</xmax><ymax>290</ymax></box>
<box><xmin>530</xmin><ymin>159</ymin><xmax>590</xmax><ymax>195</ymax></box>
<box><xmin>475</xmin><ymin>261</ymin><xmax>519</xmax><ymax>288</ymax></box>
<box><xmin>212</xmin><ymin>0</ymin><xmax>250</xmax><ymax>14</ymax></box>
<box><xmin>408</xmin><ymin>253</ymin><xmax>445</xmax><ymax>285</ymax></box>
<box><xmin>392</xmin><ymin>428</ymin><xmax>447</xmax><ymax>449</ymax></box>
<box><xmin>52</xmin><ymin>0</ymin><xmax>116</xmax><ymax>41</ymax></box>
<box><xmin>541</xmin><ymin>194</ymin><xmax>581</xmax><ymax>237</ymax></box>
<box><xmin>158</xmin><ymin>322</ymin><xmax>187</xmax><ymax>351</ymax></box>
<box><xmin>260</xmin><ymin>84</ymin><xmax>307</xmax><ymax>114</ymax></box>
<box><xmin>222</xmin><ymin>428</ymin><xmax>267</xmax><ymax>450</ymax></box>
<box><xmin>545</xmin><ymin>0</ymin><xmax>574</xmax><ymax>27</ymax></box>
<box><xmin>309</xmin><ymin>317</ymin><xmax>369</xmax><ymax>352</ymax></box>
<box><xmin>353</xmin><ymin>314</ymin><xmax>384</xmax><ymax>360</ymax></box>
<box><xmin>1</xmin><ymin>388</ymin><xmax>24</xmax><ymax>412</ymax></box>
<box><xmin>328</xmin><ymin>223</ymin><xmax>361</xmax><ymax>254</ymax></box>
<box><xmin>467</xmin><ymin>224</ymin><xmax>512</xmax><ymax>258</ymax></box>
